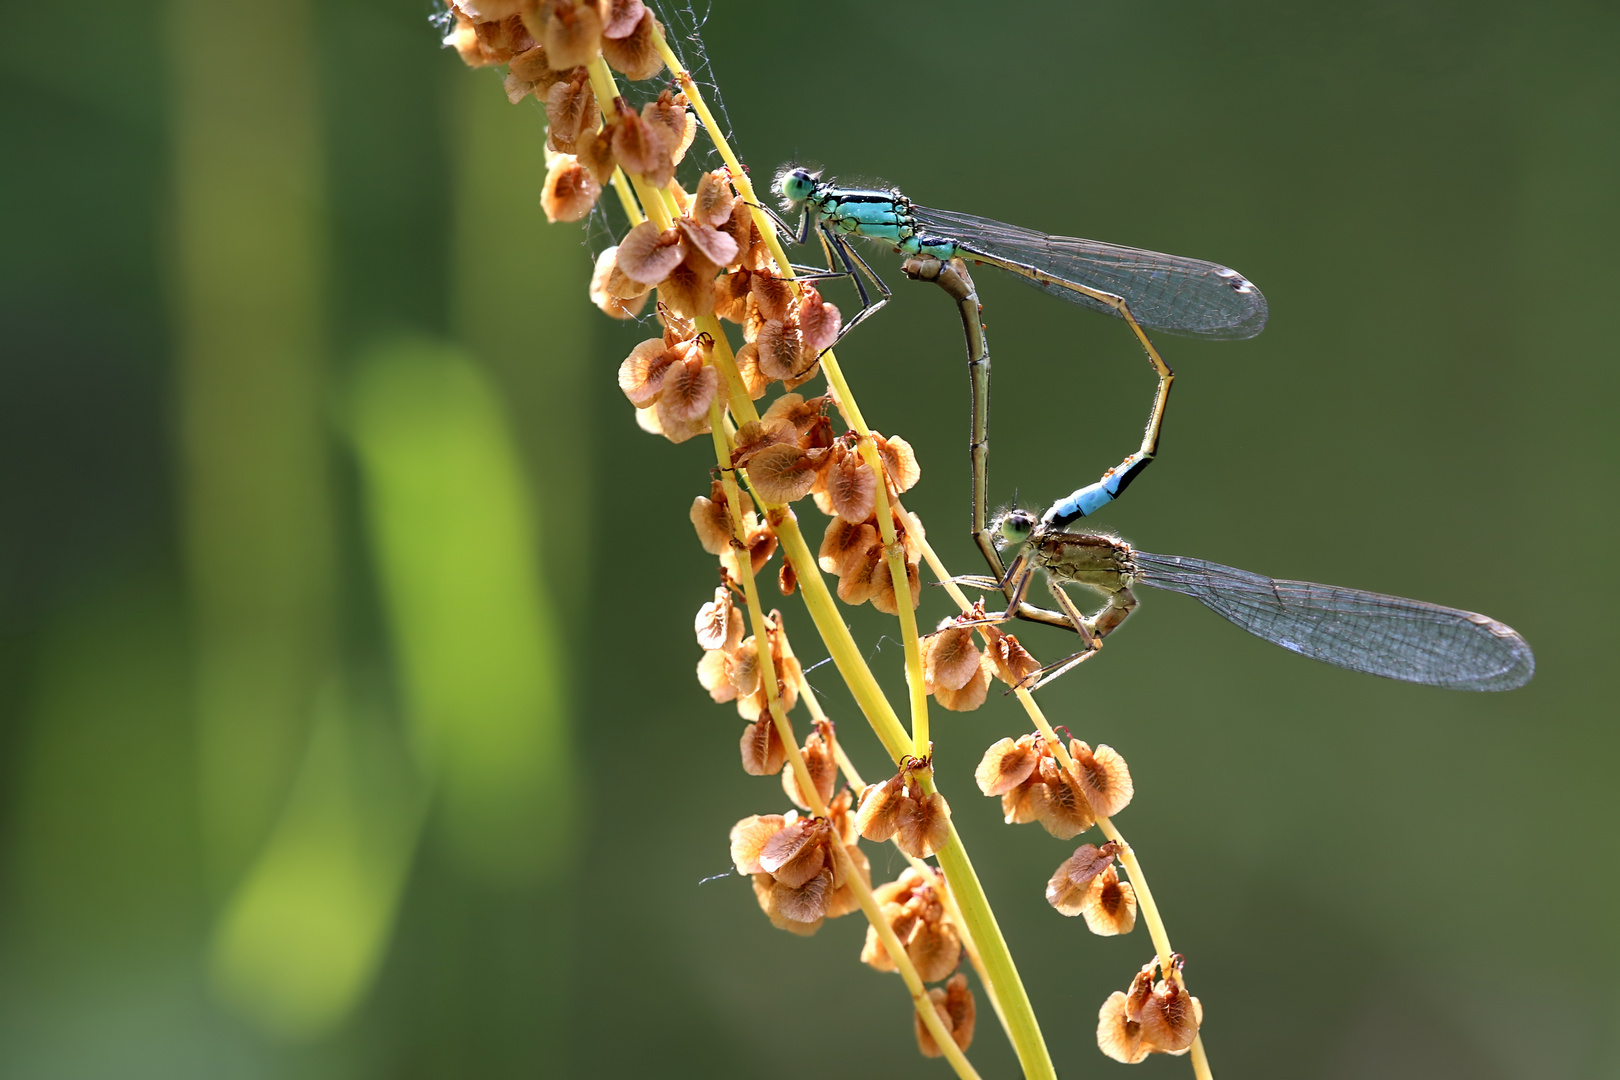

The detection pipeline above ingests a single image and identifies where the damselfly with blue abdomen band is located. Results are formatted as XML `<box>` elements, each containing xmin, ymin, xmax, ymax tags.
<box><xmin>905</xmin><ymin>257</ymin><xmax>1534</xmax><ymax>692</ymax></box>
<box><xmin>952</xmin><ymin>508</ymin><xmax>1536</xmax><ymax>692</ymax></box>
<box><xmin>904</xmin><ymin>254</ymin><xmax>1166</xmax><ymax>632</ymax></box>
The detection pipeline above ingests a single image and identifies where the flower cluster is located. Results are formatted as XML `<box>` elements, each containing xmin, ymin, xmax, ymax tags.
<box><xmin>852</xmin><ymin>758</ymin><xmax>950</xmax><ymax>859</ymax></box>
<box><xmin>918</xmin><ymin>613</ymin><xmax>1042</xmax><ymax>712</ymax></box>
<box><xmin>1097</xmin><ymin>957</ymin><xmax>1203</xmax><ymax>1063</ymax></box>
<box><xmin>599</xmin><ymin>173</ymin><xmax>760</xmax><ymax>318</ymax></box>
<box><xmin>444</xmin><ymin>2</ymin><xmax>698</xmax><ymax>229</ymax></box>
<box><xmin>860</xmin><ymin>867</ymin><xmax>977</xmax><ymax>1057</ymax></box>
<box><xmin>1046</xmin><ymin>840</ymin><xmax>1136</xmax><ymax>935</ymax></box>
<box><xmin>860</xmin><ymin>866</ymin><xmax>960</xmax><ymax>981</ymax></box>
<box><xmin>446</xmin><ymin>1</ymin><xmax>665</xmax><ymax>94</ymax></box>
<box><xmin>729</xmin><ymin>778</ymin><xmax>868</xmax><ymax>936</ymax></box>
<box><xmin>975</xmin><ymin>733</ymin><xmax>1133</xmax><ymax>838</ymax></box>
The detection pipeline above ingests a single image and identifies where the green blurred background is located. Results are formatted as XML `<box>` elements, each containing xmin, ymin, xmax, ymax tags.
<box><xmin>3</xmin><ymin>0</ymin><xmax>1616</xmax><ymax>1076</ymax></box>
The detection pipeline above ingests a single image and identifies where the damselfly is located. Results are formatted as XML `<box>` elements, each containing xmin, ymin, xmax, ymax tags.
<box><xmin>907</xmin><ymin>257</ymin><xmax>1533</xmax><ymax>692</ymax></box>
<box><xmin>954</xmin><ymin>509</ymin><xmax>1535</xmax><ymax>691</ymax></box>
<box><xmin>904</xmin><ymin>254</ymin><xmax>1165</xmax><ymax>629</ymax></box>
<box><xmin>769</xmin><ymin>165</ymin><xmax>1268</xmax><ymax>348</ymax></box>
<box><xmin>766</xmin><ymin>166</ymin><xmax>1265</xmax><ymax>528</ymax></box>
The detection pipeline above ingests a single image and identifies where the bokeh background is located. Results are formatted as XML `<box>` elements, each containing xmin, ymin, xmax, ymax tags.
<box><xmin>4</xmin><ymin>0</ymin><xmax>1617</xmax><ymax>1076</ymax></box>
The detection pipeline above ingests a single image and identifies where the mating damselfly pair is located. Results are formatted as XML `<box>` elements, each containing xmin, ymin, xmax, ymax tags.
<box><xmin>762</xmin><ymin>165</ymin><xmax>1534</xmax><ymax>693</ymax></box>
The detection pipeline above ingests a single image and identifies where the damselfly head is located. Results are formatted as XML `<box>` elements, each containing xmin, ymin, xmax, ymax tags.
<box><xmin>997</xmin><ymin>509</ymin><xmax>1038</xmax><ymax>547</ymax></box>
<box><xmin>774</xmin><ymin>164</ymin><xmax>821</xmax><ymax>207</ymax></box>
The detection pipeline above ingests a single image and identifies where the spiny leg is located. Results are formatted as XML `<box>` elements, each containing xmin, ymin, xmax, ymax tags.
<box><xmin>818</xmin><ymin>230</ymin><xmax>891</xmax><ymax>351</ymax></box>
<box><xmin>945</xmin><ymin>551</ymin><xmax>1078</xmax><ymax>634</ymax></box>
<box><xmin>750</xmin><ymin>200</ymin><xmax>814</xmax><ymax>246</ymax></box>
<box><xmin>1021</xmin><ymin>581</ymin><xmax>1139</xmax><ymax>690</ymax></box>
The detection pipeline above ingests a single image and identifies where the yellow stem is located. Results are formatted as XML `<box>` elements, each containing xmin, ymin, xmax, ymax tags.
<box><xmin>636</xmin><ymin>27</ymin><xmax>1063</xmax><ymax>1078</ymax></box>
<box><xmin>707</xmin><ymin>396</ymin><xmax>980</xmax><ymax>1079</ymax></box>
<box><xmin>911</xmin><ymin>526</ymin><xmax>1211</xmax><ymax>1073</ymax></box>
<box><xmin>700</xmin><ymin>325</ymin><xmax>912</xmax><ymax>762</ymax></box>
<box><xmin>647</xmin><ymin>27</ymin><xmax>797</xmax><ymax>291</ymax></box>
<box><xmin>830</xmin><ymin>841</ymin><xmax>985</xmax><ymax>1080</ymax></box>
<box><xmin>609</xmin><ymin>168</ymin><xmax>643</xmax><ymax>225</ymax></box>
<box><xmin>933</xmin><ymin>826</ymin><xmax>1056</xmax><ymax>1080</ymax></box>
<box><xmin>706</xmin><ymin>399</ymin><xmax>821</xmax><ymax>813</ymax></box>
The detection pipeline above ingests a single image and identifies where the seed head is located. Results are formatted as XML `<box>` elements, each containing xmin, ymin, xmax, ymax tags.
<box><xmin>530</xmin><ymin>0</ymin><xmax>602</xmax><ymax>70</ymax></box>
<box><xmin>915</xmin><ymin>973</ymin><xmax>976</xmax><ymax>1057</ymax></box>
<box><xmin>870</xmin><ymin>551</ymin><xmax>921</xmax><ymax>616</ymax></box>
<box><xmin>599</xmin><ymin>0</ymin><xmax>646</xmax><ymax>38</ymax></box>
<box><xmin>744</xmin><ymin>443</ymin><xmax>821</xmax><ymax>504</ymax></box>
<box><xmin>1069</xmin><ymin>740</ymin><xmax>1134</xmax><ymax>818</ymax></box>
<box><xmin>600</xmin><ymin>8</ymin><xmax>660</xmax><ymax>79</ymax></box>
<box><xmin>819</xmin><ymin>447</ymin><xmax>877</xmax><ymax>522</ymax></box>
<box><xmin>1028</xmin><ymin>756</ymin><xmax>1096</xmax><ymax>838</ymax></box>
<box><xmin>695</xmin><ymin>585</ymin><xmax>744</xmax><ymax>652</ymax></box>
<box><xmin>931</xmin><ymin>651</ymin><xmax>992</xmax><ymax>712</ymax></box>
<box><xmin>981</xmin><ymin>623</ymin><xmax>1042</xmax><ymax>686</ymax></box>
<box><xmin>895</xmin><ymin>789</ymin><xmax>950</xmax><ymax>858</ymax></box>
<box><xmin>853</xmin><ymin>775</ymin><xmax>906</xmax><ymax>843</ymax></box>
<box><xmin>739</xmin><ymin>715</ymin><xmax>786</xmax><ymax>776</ymax></box>
<box><xmin>1081</xmin><ymin>864</ymin><xmax>1138</xmax><ymax>937</ymax></box>
<box><xmin>589</xmin><ymin>247</ymin><xmax>647</xmax><ymax>318</ymax></box>
<box><xmin>1046</xmin><ymin>841</ymin><xmax>1120</xmax><ymax>917</ymax></box>
<box><xmin>1139</xmin><ymin>970</ymin><xmax>1201</xmax><ymax>1053</ymax></box>
<box><xmin>819</xmin><ymin>517</ymin><xmax>880</xmax><ymax>576</ymax></box>
<box><xmin>544</xmin><ymin>70</ymin><xmax>599</xmax><ymax>153</ymax></box>
<box><xmin>861</xmin><ymin>867</ymin><xmax>960</xmax><ymax>982</ymax></box>
<box><xmin>611</xmin><ymin>101</ymin><xmax>675</xmax><ymax>185</ymax></box>
<box><xmin>782</xmin><ymin>719</ymin><xmax>838</xmax><ymax>810</ymax></box>
<box><xmin>974</xmin><ymin>735</ymin><xmax>1040</xmax><ymax>797</ymax></box>
<box><xmin>692</xmin><ymin>169</ymin><xmax>737</xmax><ymax>228</ymax></box>
<box><xmin>540</xmin><ymin>153</ymin><xmax>600</xmax><ymax>222</ymax></box>
<box><xmin>1096</xmin><ymin>990</ymin><xmax>1149</xmax><ymax>1064</ymax></box>
<box><xmin>644</xmin><ymin>90</ymin><xmax>696</xmax><ymax>163</ymax></box>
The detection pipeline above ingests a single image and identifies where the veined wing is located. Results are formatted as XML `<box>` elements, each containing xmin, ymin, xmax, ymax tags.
<box><xmin>1131</xmin><ymin>551</ymin><xmax>1534</xmax><ymax>691</ymax></box>
<box><xmin>911</xmin><ymin>205</ymin><xmax>1268</xmax><ymax>340</ymax></box>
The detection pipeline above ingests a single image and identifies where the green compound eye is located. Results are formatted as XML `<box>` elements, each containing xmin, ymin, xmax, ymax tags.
<box><xmin>999</xmin><ymin>511</ymin><xmax>1036</xmax><ymax>545</ymax></box>
<box><xmin>777</xmin><ymin>167</ymin><xmax>817</xmax><ymax>203</ymax></box>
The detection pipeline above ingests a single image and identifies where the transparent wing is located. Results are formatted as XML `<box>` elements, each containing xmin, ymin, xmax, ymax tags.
<box><xmin>910</xmin><ymin>205</ymin><xmax>1268</xmax><ymax>340</ymax></box>
<box><xmin>1131</xmin><ymin>550</ymin><xmax>1534</xmax><ymax>691</ymax></box>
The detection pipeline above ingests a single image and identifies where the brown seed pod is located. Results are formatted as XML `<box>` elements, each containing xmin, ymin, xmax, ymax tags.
<box><xmin>924</xmin><ymin>624</ymin><xmax>984</xmax><ymax>693</ymax></box>
<box><xmin>544</xmin><ymin>71</ymin><xmax>599</xmax><ymax>152</ymax></box>
<box><xmin>540</xmin><ymin>155</ymin><xmax>600</xmax><ymax>222</ymax></box>
<box><xmin>974</xmin><ymin>736</ymin><xmax>1040</xmax><ymax>797</ymax></box>
<box><xmin>615</xmin><ymin>220</ymin><xmax>686</xmax><ymax>284</ymax></box>
<box><xmin>1070</xmin><ymin>740</ymin><xmax>1135</xmax><ymax>818</ymax></box>
<box><xmin>617</xmin><ymin>338</ymin><xmax>674</xmax><ymax>407</ymax></box>
<box><xmin>1081</xmin><ymin>865</ymin><xmax>1138</xmax><ymax>936</ymax></box>
<box><xmin>1096</xmin><ymin>990</ymin><xmax>1150</xmax><ymax>1064</ymax></box>
<box><xmin>589</xmin><ymin>247</ymin><xmax>648</xmax><ymax>319</ymax></box>
<box><xmin>916</xmin><ymin>973</ymin><xmax>976</xmax><ymax>1058</ymax></box>
<box><xmin>746</xmin><ymin>443</ymin><xmax>820</xmax><ymax>504</ymax></box>
<box><xmin>533</xmin><ymin>0</ymin><xmax>602</xmax><ymax>69</ymax></box>
<box><xmin>895</xmin><ymin>790</ymin><xmax>950</xmax><ymax>858</ymax></box>
<box><xmin>729</xmin><ymin>813</ymin><xmax>787</xmax><ymax>875</ymax></box>
<box><xmin>739</xmin><ymin>716</ymin><xmax>786</xmax><ymax>776</ymax></box>
<box><xmin>601</xmin><ymin>10</ymin><xmax>661</xmax><ymax>80</ymax></box>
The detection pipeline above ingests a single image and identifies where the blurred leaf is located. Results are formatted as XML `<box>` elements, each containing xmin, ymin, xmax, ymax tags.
<box><xmin>345</xmin><ymin>338</ymin><xmax>577</xmax><ymax>886</ymax></box>
<box><xmin>210</xmin><ymin>683</ymin><xmax>422</xmax><ymax>1042</ymax></box>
